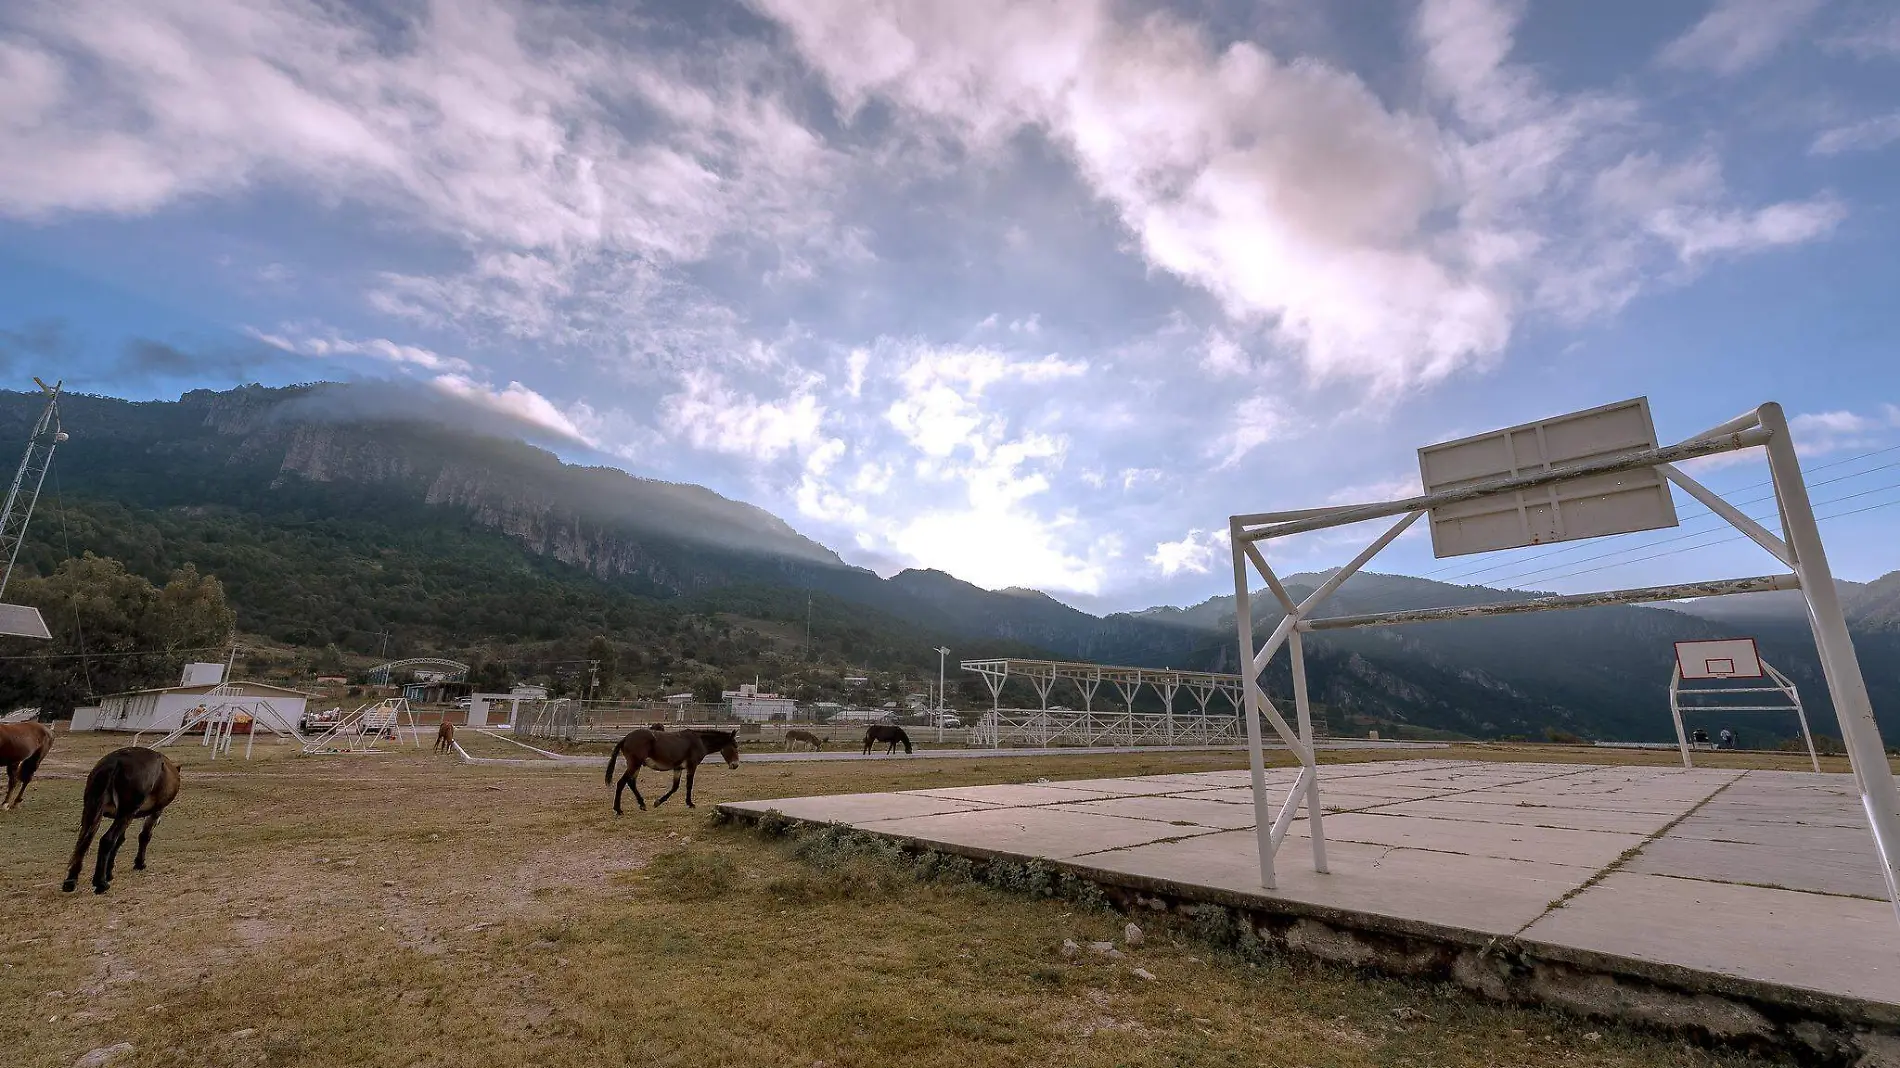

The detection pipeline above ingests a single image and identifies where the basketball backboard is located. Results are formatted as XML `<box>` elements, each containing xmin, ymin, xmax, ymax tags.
<box><xmin>1418</xmin><ymin>398</ymin><xmax>1680</xmax><ymax>559</ymax></box>
<box><xmin>0</xmin><ymin>603</ymin><xmax>50</xmax><ymax>640</ymax></box>
<box><xmin>1675</xmin><ymin>638</ymin><xmax>1764</xmax><ymax>680</ymax></box>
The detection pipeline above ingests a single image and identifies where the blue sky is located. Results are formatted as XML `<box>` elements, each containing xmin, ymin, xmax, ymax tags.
<box><xmin>2</xmin><ymin>0</ymin><xmax>1898</xmax><ymax>613</ymax></box>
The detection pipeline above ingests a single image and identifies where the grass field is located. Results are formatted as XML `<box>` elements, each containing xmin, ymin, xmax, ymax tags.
<box><xmin>1</xmin><ymin>733</ymin><xmax>1839</xmax><ymax>1068</ymax></box>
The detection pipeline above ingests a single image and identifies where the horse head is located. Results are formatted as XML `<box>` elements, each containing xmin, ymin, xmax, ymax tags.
<box><xmin>714</xmin><ymin>731</ymin><xmax>740</xmax><ymax>769</ymax></box>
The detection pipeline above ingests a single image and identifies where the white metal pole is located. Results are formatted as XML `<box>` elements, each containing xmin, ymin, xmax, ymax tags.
<box><xmin>937</xmin><ymin>647</ymin><xmax>948</xmax><ymax>743</ymax></box>
<box><xmin>1761</xmin><ymin>402</ymin><xmax>1900</xmax><ymax>922</ymax></box>
<box><xmin>1290</xmin><ymin>631</ymin><xmax>1328</xmax><ymax>874</ymax></box>
<box><xmin>1670</xmin><ymin>668</ymin><xmax>1692</xmax><ymax>769</ymax></box>
<box><xmin>1232</xmin><ymin>521</ymin><xmax>1278</xmax><ymax>890</ymax></box>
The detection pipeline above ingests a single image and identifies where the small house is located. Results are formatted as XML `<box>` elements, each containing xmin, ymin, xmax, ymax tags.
<box><xmin>81</xmin><ymin>663</ymin><xmax>311</xmax><ymax>734</ymax></box>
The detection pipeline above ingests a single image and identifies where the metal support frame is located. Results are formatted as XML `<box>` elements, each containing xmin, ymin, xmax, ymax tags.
<box><xmin>1670</xmin><ymin>660</ymin><xmax>1818</xmax><ymax>773</ymax></box>
<box><xmin>301</xmin><ymin>698</ymin><xmax>421</xmax><ymax>754</ymax></box>
<box><xmin>0</xmin><ymin>379</ymin><xmax>64</xmax><ymax>623</ymax></box>
<box><xmin>1230</xmin><ymin>403</ymin><xmax>1900</xmax><ymax>924</ymax></box>
<box><xmin>959</xmin><ymin>658</ymin><xmax>1244</xmax><ymax>749</ymax></box>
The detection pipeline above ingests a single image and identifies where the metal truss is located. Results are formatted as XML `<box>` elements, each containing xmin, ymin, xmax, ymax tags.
<box><xmin>959</xmin><ymin>658</ymin><xmax>1244</xmax><ymax>747</ymax></box>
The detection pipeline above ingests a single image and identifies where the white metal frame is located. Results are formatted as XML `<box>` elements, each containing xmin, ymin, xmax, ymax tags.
<box><xmin>301</xmin><ymin>698</ymin><xmax>421</xmax><ymax>754</ymax></box>
<box><xmin>1229</xmin><ymin>402</ymin><xmax>1900</xmax><ymax>928</ymax></box>
<box><xmin>960</xmin><ymin>658</ymin><xmax>1244</xmax><ymax>748</ymax></box>
<box><xmin>1669</xmin><ymin>654</ymin><xmax>1818</xmax><ymax>772</ymax></box>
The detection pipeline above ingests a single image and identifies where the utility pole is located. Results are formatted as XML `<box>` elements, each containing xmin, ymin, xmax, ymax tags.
<box><xmin>936</xmin><ymin>646</ymin><xmax>950</xmax><ymax>743</ymax></box>
<box><xmin>804</xmin><ymin>590</ymin><xmax>812</xmax><ymax>661</ymax></box>
<box><xmin>587</xmin><ymin>659</ymin><xmax>600</xmax><ymax>702</ymax></box>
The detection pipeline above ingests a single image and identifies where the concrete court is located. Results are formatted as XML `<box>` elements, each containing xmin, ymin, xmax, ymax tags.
<box><xmin>721</xmin><ymin>758</ymin><xmax>1900</xmax><ymax>1011</ymax></box>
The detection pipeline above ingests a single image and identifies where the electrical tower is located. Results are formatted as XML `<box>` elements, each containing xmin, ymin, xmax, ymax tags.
<box><xmin>0</xmin><ymin>378</ymin><xmax>64</xmax><ymax>638</ymax></box>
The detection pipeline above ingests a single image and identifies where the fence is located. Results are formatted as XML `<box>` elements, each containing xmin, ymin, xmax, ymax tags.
<box><xmin>970</xmin><ymin>708</ymin><xmax>1243</xmax><ymax>748</ymax></box>
<box><xmin>509</xmin><ymin>699</ymin><xmax>973</xmax><ymax>747</ymax></box>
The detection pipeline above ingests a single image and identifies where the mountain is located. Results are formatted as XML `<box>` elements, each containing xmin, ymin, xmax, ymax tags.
<box><xmin>6</xmin><ymin>383</ymin><xmax>1896</xmax><ymax>742</ymax></box>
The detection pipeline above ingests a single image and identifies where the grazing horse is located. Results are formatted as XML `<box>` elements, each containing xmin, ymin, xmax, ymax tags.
<box><xmin>784</xmin><ymin>729</ymin><xmax>826</xmax><ymax>751</ymax></box>
<box><xmin>0</xmin><ymin>721</ymin><xmax>54</xmax><ymax>810</ymax></box>
<box><xmin>862</xmin><ymin>724</ymin><xmax>912</xmax><ymax>755</ymax></box>
<box><xmin>63</xmin><ymin>747</ymin><xmax>181</xmax><ymax>895</ymax></box>
<box><xmin>604</xmin><ymin>728</ymin><xmax>739</xmax><ymax>813</ymax></box>
<box><xmin>435</xmin><ymin>721</ymin><xmax>456</xmax><ymax>753</ymax></box>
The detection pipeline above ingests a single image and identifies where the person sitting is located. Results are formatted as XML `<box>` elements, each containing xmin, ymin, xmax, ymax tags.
<box><xmin>1719</xmin><ymin>728</ymin><xmax>1735</xmax><ymax>750</ymax></box>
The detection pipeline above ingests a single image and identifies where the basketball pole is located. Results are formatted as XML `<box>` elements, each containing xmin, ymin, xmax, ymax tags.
<box><xmin>1761</xmin><ymin>403</ymin><xmax>1900</xmax><ymax>921</ymax></box>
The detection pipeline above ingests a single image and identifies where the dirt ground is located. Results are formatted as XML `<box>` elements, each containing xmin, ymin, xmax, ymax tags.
<box><xmin>1</xmin><ymin>732</ymin><xmax>1828</xmax><ymax>1068</ymax></box>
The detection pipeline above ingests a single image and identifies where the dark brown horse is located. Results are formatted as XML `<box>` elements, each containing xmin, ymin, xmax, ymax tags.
<box><xmin>784</xmin><ymin>729</ymin><xmax>827</xmax><ymax>751</ymax></box>
<box><xmin>862</xmin><ymin>724</ymin><xmax>912</xmax><ymax>755</ymax></box>
<box><xmin>64</xmin><ymin>747</ymin><xmax>181</xmax><ymax>895</ymax></box>
<box><xmin>435</xmin><ymin>721</ymin><xmax>456</xmax><ymax>753</ymax></box>
<box><xmin>605</xmin><ymin>728</ymin><xmax>738</xmax><ymax>813</ymax></box>
<box><xmin>0</xmin><ymin>721</ymin><xmax>54</xmax><ymax>810</ymax></box>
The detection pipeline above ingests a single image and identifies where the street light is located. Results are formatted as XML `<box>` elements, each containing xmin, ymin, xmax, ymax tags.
<box><xmin>935</xmin><ymin>646</ymin><xmax>951</xmax><ymax>742</ymax></box>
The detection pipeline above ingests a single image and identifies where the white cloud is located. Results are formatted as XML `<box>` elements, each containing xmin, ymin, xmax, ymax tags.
<box><xmin>1148</xmin><ymin>528</ymin><xmax>1228</xmax><ymax>577</ymax></box>
<box><xmin>1211</xmin><ymin>394</ymin><xmax>1300</xmax><ymax>468</ymax></box>
<box><xmin>1789</xmin><ymin>406</ymin><xmax>1900</xmax><ymax>456</ymax></box>
<box><xmin>1657</xmin><ymin>0</ymin><xmax>1823</xmax><ymax>76</ymax></box>
<box><xmin>1826</xmin><ymin>13</ymin><xmax>1900</xmax><ymax>59</ymax></box>
<box><xmin>428</xmin><ymin>374</ymin><xmax>593</xmax><ymax>445</ymax></box>
<box><xmin>1811</xmin><ymin>113</ymin><xmax>1900</xmax><ymax>156</ymax></box>
<box><xmin>661</xmin><ymin>370</ymin><xmax>830</xmax><ymax>464</ymax></box>
<box><xmin>756</xmin><ymin>0</ymin><xmax>1839</xmax><ymax>398</ymax></box>
<box><xmin>246</xmin><ymin>327</ymin><xmax>475</xmax><ymax>374</ymax></box>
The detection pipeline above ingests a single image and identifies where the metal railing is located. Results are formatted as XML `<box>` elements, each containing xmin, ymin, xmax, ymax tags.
<box><xmin>970</xmin><ymin>708</ymin><xmax>1243</xmax><ymax>748</ymax></box>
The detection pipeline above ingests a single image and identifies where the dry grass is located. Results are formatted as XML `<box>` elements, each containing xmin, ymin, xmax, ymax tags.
<box><xmin>0</xmin><ymin>732</ymin><xmax>1802</xmax><ymax>1068</ymax></box>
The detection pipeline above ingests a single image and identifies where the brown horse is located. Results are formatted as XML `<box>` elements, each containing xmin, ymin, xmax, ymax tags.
<box><xmin>862</xmin><ymin>724</ymin><xmax>912</xmax><ymax>755</ymax></box>
<box><xmin>63</xmin><ymin>747</ymin><xmax>181</xmax><ymax>895</ymax></box>
<box><xmin>784</xmin><ymin>728</ymin><xmax>827</xmax><ymax>751</ymax></box>
<box><xmin>0</xmin><ymin>721</ymin><xmax>54</xmax><ymax>810</ymax></box>
<box><xmin>435</xmin><ymin>721</ymin><xmax>456</xmax><ymax>753</ymax></box>
<box><xmin>604</xmin><ymin>728</ymin><xmax>738</xmax><ymax>813</ymax></box>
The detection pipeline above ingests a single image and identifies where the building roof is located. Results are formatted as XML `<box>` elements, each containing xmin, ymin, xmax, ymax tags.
<box><xmin>95</xmin><ymin>679</ymin><xmax>315</xmax><ymax>700</ymax></box>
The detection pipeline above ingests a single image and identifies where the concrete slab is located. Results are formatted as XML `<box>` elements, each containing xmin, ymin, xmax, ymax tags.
<box><xmin>1625</xmin><ymin>835</ymin><xmax>1891</xmax><ymax>899</ymax></box>
<box><xmin>1309</xmin><ymin>812</ymin><xmax>1646</xmax><ymax>868</ymax></box>
<box><xmin>1064</xmin><ymin>795</ymin><xmax>1266</xmax><ymax>830</ymax></box>
<box><xmin>1078</xmin><ymin>830</ymin><xmax>1592</xmax><ymax>935</ymax></box>
<box><xmin>867</xmin><ymin>806</ymin><xmax>1205</xmax><ymax>859</ymax></box>
<box><xmin>910</xmin><ymin>783</ymin><xmax>1132</xmax><ymax>805</ymax></box>
<box><xmin>1523</xmin><ymin>872</ymin><xmax>1900</xmax><ymax>1005</ymax></box>
<box><xmin>1033</xmin><ymin>776</ymin><xmax>1243</xmax><ymax>796</ymax></box>
<box><xmin>1368</xmin><ymin>797</ymin><xmax>1682</xmax><ymax>835</ymax></box>
<box><xmin>719</xmin><ymin>792</ymin><xmax>995</xmax><ymax>825</ymax></box>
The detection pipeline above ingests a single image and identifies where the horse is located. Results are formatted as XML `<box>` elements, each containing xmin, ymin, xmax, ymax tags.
<box><xmin>435</xmin><ymin>721</ymin><xmax>456</xmax><ymax>753</ymax></box>
<box><xmin>0</xmin><ymin>721</ymin><xmax>54</xmax><ymax>810</ymax></box>
<box><xmin>604</xmin><ymin>728</ymin><xmax>738</xmax><ymax>813</ymax></box>
<box><xmin>63</xmin><ymin>747</ymin><xmax>181</xmax><ymax>895</ymax></box>
<box><xmin>784</xmin><ymin>729</ymin><xmax>827</xmax><ymax>751</ymax></box>
<box><xmin>862</xmin><ymin>724</ymin><xmax>912</xmax><ymax>755</ymax></box>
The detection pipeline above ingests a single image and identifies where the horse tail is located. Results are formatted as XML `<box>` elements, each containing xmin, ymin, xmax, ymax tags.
<box><xmin>604</xmin><ymin>741</ymin><xmax>621</xmax><ymax>785</ymax></box>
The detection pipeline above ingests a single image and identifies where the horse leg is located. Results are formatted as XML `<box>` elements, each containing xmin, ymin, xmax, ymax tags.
<box><xmin>95</xmin><ymin>815</ymin><xmax>131</xmax><ymax>894</ymax></box>
<box><xmin>134</xmin><ymin>812</ymin><xmax>162</xmax><ymax>871</ymax></box>
<box><xmin>683</xmin><ymin>761</ymin><xmax>699</xmax><ymax>808</ymax></box>
<box><xmin>629</xmin><ymin>766</ymin><xmax>647</xmax><ymax>811</ymax></box>
<box><xmin>654</xmin><ymin>769</ymin><xmax>681</xmax><ymax>807</ymax></box>
<box><xmin>63</xmin><ymin>804</ymin><xmax>104</xmax><ymax>893</ymax></box>
<box><xmin>1</xmin><ymin>759</ymin><xmax>15</xmax><ymax>809</ymax></box>
<box><xmin>614</xmin><ymin>773</ymin><xmax>629</xmax><ymax>815</ymax></box>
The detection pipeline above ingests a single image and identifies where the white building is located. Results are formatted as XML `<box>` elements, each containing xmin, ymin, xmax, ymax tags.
<box><xmin>78</xmin><ymin>663</ymin><xmax>310</xmax><ymax>734</ymax></box>
<box><xmin>723</xmin><ymin>683</ymin><xmax>797</xmax><ymax>722</ymax></box>
<box><xmin>829</xmin><ymin>706</ymin><xmax>895</xmax><ymax>723</ymax></box>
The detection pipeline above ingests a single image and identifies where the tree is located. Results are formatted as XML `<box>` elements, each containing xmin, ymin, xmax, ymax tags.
<box><xmin>0</xmin><ymin>554</ymin><xmax>236</xmax><ymax>717</ymax></box>
<box><xmin>469</xmin><ymin>657</ymin><xmax>514</xmax><ymax>694</ymax></box>
<box><xmin>691</xmin><ymin>673</ymin><xmax>726</xmax><ymax>704</ymax></box>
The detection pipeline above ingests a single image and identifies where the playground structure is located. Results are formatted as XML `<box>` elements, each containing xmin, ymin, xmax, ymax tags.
<box><xmin>301</xmin><ymin>698</ymin><xmax>420</xmax><ymax>754</ymax></box>
<box><xmin>1227</xmin><ymin>398</ymin><xmax>1900</xmax><ymax>929</ymax></box>
<box><xmin>960</xmin><ymin>659</ymin><xmax>1244</xmax><ymax>747</ymax></box>
<box><xmin>1669</xmin><ymin>637</ymin><xmax>1819</xmax><ymax>772</ymax></box>
<box><xmin>142</xmin><ymin>693</ymin><xmax>301</xmax><ymax>761</ymax></box>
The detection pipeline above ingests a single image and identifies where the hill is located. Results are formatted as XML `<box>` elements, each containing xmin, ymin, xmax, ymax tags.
<box><xmin>5</xmin><ymin>383</ymin><xmax>1895</xmax><ymax>742</ymax></box>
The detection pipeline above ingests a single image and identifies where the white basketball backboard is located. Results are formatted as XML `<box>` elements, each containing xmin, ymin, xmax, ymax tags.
<box><xmin>1675</xmin><ymin>638</ymin><xmax>1764</xmax><ymax>680</ymax></box>
<box><xmin>0</xmin><ymin>603</ymin><xmax>50</xmax><ymax>640</ymax></box>
<box><xmin>1417</xmin><ymin>398</ymin><xmax>1680</xmax><ymax>559</ymax></box>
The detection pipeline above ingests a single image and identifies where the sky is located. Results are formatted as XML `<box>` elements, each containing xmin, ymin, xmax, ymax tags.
<box><xmin>2</xmin><ymin>0</ymin><xmax>1899</xmax><ymax>614</ymax></box>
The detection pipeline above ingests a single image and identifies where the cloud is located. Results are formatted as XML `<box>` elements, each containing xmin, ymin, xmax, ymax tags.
<box><xmin>1811</xmin><ymin>113</ymin><xmax>1900</xmax><ymax>156</ymax></box>
<box><xmin>1823</xmin><ymin>11</ymin><xmax>1900</xmax><ymax>60</ymax></box>
<box><xmin>1788</xmin><ymin>406</ymin><xmax>1900</xmax><ymax>456</ymax></box>
<box><xmin>0</xmin><ymin>319</ymin><xmax>74</xmax><ymax>369</ymax></box>
<box><xmin>1211</xmin><ymin>394</ymin><xmax>1300</xmax><ymax>468</ymax></box>
<box><xmin>755</xmin><ymin>0</ymin><xmax>1841</xmax><ymax>398</ymax></box>
<box><xmin>1657</xmin><ymin>0</ymin><xmax>1823</xmax><ymax>76</ymax></box>
<box><xmin>246</xmin><ymin>328</ymin><xmax>475</xmax><ymax>374</ymax></box>
<box><xmin>427</xmin><ymin>374</ymin><xmax>594</xmax><ymax>446</ymax></box>
<box><xmin>1148</xmin><ymin>528</ymin><xmax>1228</xmax><ymax>577</ymax></box>
<box><xmin>661</xmin><ymin>370</ymin><xmax>830</xmax><ymax>464</ymax></box>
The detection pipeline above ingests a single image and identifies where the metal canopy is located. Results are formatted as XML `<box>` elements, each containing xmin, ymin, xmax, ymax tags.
<box><xmin>959</xmin><ymin>658</ymin><xmax>1244</xmax><ymax>748</ymax></box>
<box><xmin>1227</xmin><ymin>400</ymin><xmax>1900</xmax><ymax>931</ymax></box>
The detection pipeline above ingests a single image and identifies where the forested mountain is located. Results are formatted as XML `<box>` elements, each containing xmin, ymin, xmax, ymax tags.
<box><xmin>4</xmin><ymin>384</ymin><xmax>1895</xmax><ymax>743</ymax></box>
